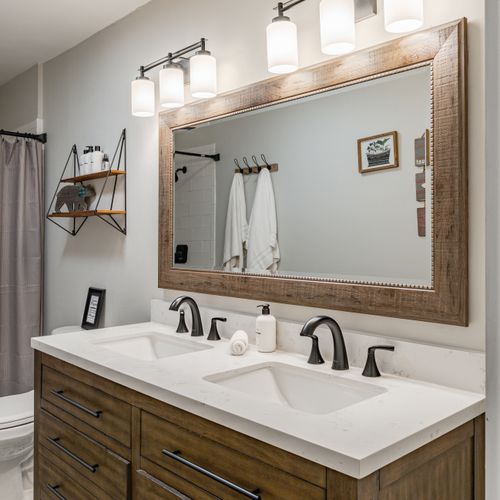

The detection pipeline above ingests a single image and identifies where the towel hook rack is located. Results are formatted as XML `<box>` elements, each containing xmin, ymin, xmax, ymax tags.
<box><xmin>234</xmin><ymin>158</ymin><xmax>244</xmax><ymax>174</ymax></box>
<box><xmin>261</xmin><ymin>154</ymin><xmax>271</xmax><ymax>169</ymax></box>
<box><xmin>233</xmin><ymin>154</ymin><xmax>279</xmax><ymax>175</ymax></box>
<box><xmin>242</xmin><ymin>156</ymin><xmax>252</xmax><ymax>171</ymax></box>
<box><xmin>251</xmin><ymin>155</ymin><xmax>262</xmax><ymax>172</ymax></box>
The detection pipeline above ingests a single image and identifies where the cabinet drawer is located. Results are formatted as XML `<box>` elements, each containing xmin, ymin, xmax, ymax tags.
<box><xmin>136</xmin><ymin>467</ymin><xmax>217</xmax><ymax>500</ymax></box>
<box><xmin>39</xmin><ymin>410</ymin><xmax>130</xmax><ymax>498</ymax></box>
<box><xmin>141</xmin><ymin>411</ymin><xmax>325</xmax><ymax>500</ymax></box>
<box><xmin>40</xmin><ymin>452</ymin><xmax>96</xmax><ymax>500</ymax></box>
<box><xmin>42</xmin><ymin>365</ymin><xmax>131</xmax><ymax>447</ymax></box>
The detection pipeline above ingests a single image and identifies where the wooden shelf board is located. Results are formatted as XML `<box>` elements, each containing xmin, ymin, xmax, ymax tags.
<box><xmin>48</xmin><ymin>210</ymin><xmax>126</xmax><ymax>218</ymax></box>
<box><xmin>61</xmin><ymin>170</ymin><xmax>126</xmax><ymax>183</ymax></box>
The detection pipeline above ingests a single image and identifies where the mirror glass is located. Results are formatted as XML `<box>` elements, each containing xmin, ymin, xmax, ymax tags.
<box><xmin>172</xmin><ymin>65</ymin><xmax>432</xmax><ymax>287</ymax></box>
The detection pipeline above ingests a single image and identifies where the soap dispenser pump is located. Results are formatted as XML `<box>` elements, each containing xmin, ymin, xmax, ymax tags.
<box><xmin>256</xmin><ymin>304</ymin><xmax>276</xmax><ymax>353</ymax></box>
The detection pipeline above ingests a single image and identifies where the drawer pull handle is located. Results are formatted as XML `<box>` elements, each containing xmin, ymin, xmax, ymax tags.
<box><xmin>47</xmin><ymin>484</ymin><xmax>66</xmax><ymax>500</ymax></box>
<box><xmin>51</xmin><ymin>389</ymin><xmax>102</xmax><ymax>418</ymax></box>
<box><xmin>48</xmin><ymin>437</ymin><xmax>99</xmax><ymax>473</ymax></box>
<box><xmin>162</xmin><ymin>449</ymin><xmax>261</xmax><ymax>500</ymax></box>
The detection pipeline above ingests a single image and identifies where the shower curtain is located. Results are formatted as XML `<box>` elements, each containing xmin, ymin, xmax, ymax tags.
<box><xmin>0</xmin><ymin>137</ymin><xmax>44</xmax><ymax>396</ymax></box>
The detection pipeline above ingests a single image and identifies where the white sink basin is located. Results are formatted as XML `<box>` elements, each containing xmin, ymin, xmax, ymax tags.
<box><xmin>93</xmin><ymin>332</ymin><xmax>212</xmax><ymax>361</ymax></box>
<box><xmin>205</xmin><ymin>362</ymin><xmax>386</xmax><ymax>414</ymax></box>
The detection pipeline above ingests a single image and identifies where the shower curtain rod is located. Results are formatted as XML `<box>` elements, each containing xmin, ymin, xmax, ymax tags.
<box><xmin>174</xmin><ymin>150</ymin><xmax>220</xmax><ymax>161</ymax></box>
<box><xmin>0</xmin><ymin>129</ymin><xmax>47</xmax><ymax>144</ymax></box>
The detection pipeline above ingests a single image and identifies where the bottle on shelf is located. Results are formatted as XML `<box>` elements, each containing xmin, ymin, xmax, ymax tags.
<box><xmin>92</xmin><ymin>146</ymin><xmax>104</xmax><ymax>172</ymax></box>
<box><xmin>102</xmin><ymin>154</ymin><xmax>110</xmax><ymax>171</ymax></box>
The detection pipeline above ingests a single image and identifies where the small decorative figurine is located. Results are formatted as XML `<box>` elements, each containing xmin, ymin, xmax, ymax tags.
<box><xmin>55</xmin><ymin>184</ymin><xmax>96</xmax><ymax>212</ymax></box>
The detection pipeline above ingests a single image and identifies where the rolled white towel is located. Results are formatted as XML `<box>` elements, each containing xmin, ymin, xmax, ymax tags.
<box><xmin>229</xmin><ymin>330</ymin><xmax>249</xmax><ymax>356</ymax></box>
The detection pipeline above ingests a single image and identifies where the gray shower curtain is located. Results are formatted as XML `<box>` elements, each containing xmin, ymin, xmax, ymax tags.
<box><xmin>0</xmin><ymin>137</ymin><xmax>44</xmax><ymax>396</ymax></box>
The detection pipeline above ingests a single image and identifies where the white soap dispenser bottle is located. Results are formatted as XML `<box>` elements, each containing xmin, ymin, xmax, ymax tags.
<box><xmin>256</xmin><ymin>304</ymin><xmax>276</xmax><ymax>353</ymax></box>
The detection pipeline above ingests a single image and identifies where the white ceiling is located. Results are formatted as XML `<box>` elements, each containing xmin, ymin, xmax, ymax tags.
<box><xmin>0</xmin><ymin>0</ymin><xmax>151</xmax><ymax>85</ymax></box>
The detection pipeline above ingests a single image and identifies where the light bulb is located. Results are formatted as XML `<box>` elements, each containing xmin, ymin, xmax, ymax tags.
<box><xmin>190</xmin><ymin>51</ymin><xmax>217</xmax><ymax>99</ymax></box>
<box><xmin>266</xmin><ymin>15</ymin><xmax>299</xmax><ymax>74</ymax></box>
<box><xmin>131</xmin><ymin>76</ymin><xmax>155</xmax><ymax>117</ymax></box>
<box><xmin>320</xmin><ymin>0</ymin><xmax>356</xmax><ymax>56</ymax></box>
<box><xmin>159</xmin><ymin>63</ymin><xmax>184</xmax><ymax>108</ymax></box>
<box><xmin>384</xmin><ymin>0</ymin><xmax>423</xmax><ymax>33</ymax></box>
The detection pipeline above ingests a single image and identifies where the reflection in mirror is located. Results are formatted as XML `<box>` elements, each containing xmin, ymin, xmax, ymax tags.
<box><xmin>173</xmin><ymin>65</ymin><xmax>432</xmax><ymax>287</ymax></box>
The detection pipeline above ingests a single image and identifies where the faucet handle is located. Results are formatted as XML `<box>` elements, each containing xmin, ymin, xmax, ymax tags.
<box><xmin>207</xmin><ymin>317</ymin><xmax>227</xmax><ymax>341</ymax></box>
<box><xmin>176</xmin><ymin>310</ymin><xmax>189</xmax><ymax>334</ymax></box>
<box><xmin>304</xmin><ymin>334</ymin><xmax>325</xmax><ymax>365</ymax></box>
<box><xmin>362</xmin><ymin>345</ymin><xmax>395</xmax><ymax>377</ymax></box>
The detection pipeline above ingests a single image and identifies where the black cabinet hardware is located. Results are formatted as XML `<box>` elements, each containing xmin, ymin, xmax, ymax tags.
<box><xmin>162</xmin><ymin>449</ymin><xmax>261</xmax><ymax>499</ymax></box>
<box><xmin>47</xmin><ymin>437</ymin><xmax>99</xmax><ymax>473</ymax></box>
<box><xmin>51</xmin><ymin>389</ymin><xmax>102</xmax><ymax>418</ymax></box>
<box><xmin>47</xmin><ymin>484</ymin><xmax>66</xmax><ymax>500</ymax></box>
<box><xmin>362</xmin><ymin>345</ymin><xmax>395</xmax><ymax>377</ymax></box>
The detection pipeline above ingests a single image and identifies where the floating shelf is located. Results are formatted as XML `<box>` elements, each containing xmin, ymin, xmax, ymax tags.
<box><xmin>48</xmin><ymin>210</ymin><xmax>126</xmax><ymax>218</ymax></box>
<box><xmin>61</xmin><ymin>170</ymin><xmax>126</xmax><ymax>184</ymax></box>
<box><xmin>46</xmin><ymin>129</ymin><xmax>127</xmax><ymax>236</ymax></box>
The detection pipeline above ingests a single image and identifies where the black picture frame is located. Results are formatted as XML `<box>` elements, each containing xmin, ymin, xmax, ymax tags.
<box><xmin>81</xmin><ymin>287</ymin><xmax>106</xmax><ymax>330</ymax></box>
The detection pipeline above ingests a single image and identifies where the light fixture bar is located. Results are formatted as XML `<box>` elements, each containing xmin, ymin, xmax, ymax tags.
<box><xmin>273</xmin><ymin>0</ymin><xmax>376</xmax><ymax>21</ymax></box>
<box><xmin>139</xmin><ymin>38</ymin><xmax>207</xmax><ymax>75</ymax></box>
<box><xmin>273</xmin><ymin>0</ymin><xmax>308</xmax><ymax>15</ymax></box>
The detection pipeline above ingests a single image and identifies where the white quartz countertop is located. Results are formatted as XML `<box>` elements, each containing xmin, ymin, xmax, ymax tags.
<box><xmin>31</xmin><ymin>322</ymin><xmax>485</xmax><ymax>478</ymax></box>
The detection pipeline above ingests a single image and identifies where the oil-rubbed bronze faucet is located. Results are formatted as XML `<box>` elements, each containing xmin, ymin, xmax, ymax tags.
<box><xmin>169</xmin><ymin>296</ymin><xmax>204</xmax><ymax>337</ymax></box>
<box><xmin>299</xmin><ymin>315</ymin><xmax>349</xmax><ymax>370</ymax></box>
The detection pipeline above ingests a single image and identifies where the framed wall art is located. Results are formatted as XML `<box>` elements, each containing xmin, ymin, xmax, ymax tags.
<box><xmin>358</xmin><ymin>131</ymin><xmax>399</xmax><ymax>173</ymax></box>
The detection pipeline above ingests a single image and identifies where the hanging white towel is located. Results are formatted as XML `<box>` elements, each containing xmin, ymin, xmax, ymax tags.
<box><xmin>223</xmin><ymin>172</ymin><xmax>248</xmax><ymax>271</ymax></box>
<box><xmin>247</xmin><ymin>168</ymin><xmax>280</xmax><ymax>273</ymax></box>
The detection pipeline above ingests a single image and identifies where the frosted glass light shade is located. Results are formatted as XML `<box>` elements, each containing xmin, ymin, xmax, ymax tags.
<box><xmin>320</xmin><ymin>0</ymin><xmax>355</xmax><ymax>55</ymax></box>
<box><xmin>384</xmin><ymin>0</ymin><xmax>423</xmax><ymax>33</ymax></box>
<box><xmin>190</xmin><ymin>52</ymin><xmax>217</xmax><ymax>99</ymax></box>
<box><xmin>266</xmin><ymin>16</ymin><xmax>299</xmax><ymax>74</ymax></box>
<box><xmin>159</xmin><ymin>64</ymin><xmax>184</xmax><ymax>108</ymax></box>
<box><xmin>131</xmin><ymin>77</ymin><xmax>155</xmax><ymax>117</ymax></box>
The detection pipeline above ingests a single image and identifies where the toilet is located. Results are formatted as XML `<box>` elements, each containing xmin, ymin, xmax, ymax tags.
<box><xmin>0</xmin><ymin>325</ymin><xmax>83</xmax><ymax>500</ymax></box>
<box><xmin>0</xmin><ymin>391</ymin><xmax>34</xmax><ymax>500</ymax></box>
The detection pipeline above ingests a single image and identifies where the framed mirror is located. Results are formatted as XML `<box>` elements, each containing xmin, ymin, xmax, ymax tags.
<box><xmin>159</xmin><ymin>19</ymin><xmax>468</xmax><ymax>326</ymax></box>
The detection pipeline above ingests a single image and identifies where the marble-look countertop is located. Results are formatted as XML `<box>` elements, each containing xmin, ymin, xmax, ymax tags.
<box><xmin>31</xmin><ymin>322</ymin><xmax>485</xmax><ymax>478</ymax></box>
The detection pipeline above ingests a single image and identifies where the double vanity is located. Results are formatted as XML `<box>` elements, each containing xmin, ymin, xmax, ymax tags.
<box><xmin>32</xmin><ymin>299</ymin><xmax>485</xmax><ymax>500</ymax></box>
<box><xmin>33</xmin><ymin>18</ymin><xmax>482</xmax><ymax>500</ymax></box>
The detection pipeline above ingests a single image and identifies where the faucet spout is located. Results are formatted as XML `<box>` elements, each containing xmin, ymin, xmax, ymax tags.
<box><xmin>300</xmin><ymin>315</ymin><xmax>349</xmax><ymax>370</ymax></box>
<box><xmin>169</xmin><ymin>296</ymin><xmax>204</xmax><ymax>337</ymax></box>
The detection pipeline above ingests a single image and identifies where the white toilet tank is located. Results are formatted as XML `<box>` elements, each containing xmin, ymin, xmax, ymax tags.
<box><xmin>51</xmin><ymin>325</ymin><xmax>83</xmax><ymax>335</ymax></box>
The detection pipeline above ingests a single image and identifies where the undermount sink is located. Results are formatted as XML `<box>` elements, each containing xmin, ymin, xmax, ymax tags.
<box><xmin>93</xmin><ymin>332</ymin><xmax>212</xmax><ymax>361</ymax></box>
<box><xmin>205</xmin><ymin>362</ymin><xmax>386</xmax><ymax>415</ymax></box>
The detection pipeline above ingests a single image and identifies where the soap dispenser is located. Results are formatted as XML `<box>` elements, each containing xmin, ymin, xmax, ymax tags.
<box><xmin>256</xmin><ymin>304</ymin><xmax>276</xmax><ymax>353</ymax></box>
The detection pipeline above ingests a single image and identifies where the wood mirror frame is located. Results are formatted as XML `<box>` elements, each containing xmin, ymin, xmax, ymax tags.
<box><xmin>159</xmin><ymin>19</ymin><xmax>467</xmax><ymax>326</ymax></box>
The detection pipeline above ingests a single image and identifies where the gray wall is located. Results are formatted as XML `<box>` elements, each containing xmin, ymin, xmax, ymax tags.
<box><xmin>0</xmin><ymin>65</ymin><xmax>39</xmax><ymax>130</ymax></box>
<box><xmin>42</xmin><ymin>0</ymin><xmax>485</xmax><ymax>352</ymax></box>
<box><xmin>175</xmin><ymin>68</ymin><xmax>431</xmax><ymax>285</ymax></box>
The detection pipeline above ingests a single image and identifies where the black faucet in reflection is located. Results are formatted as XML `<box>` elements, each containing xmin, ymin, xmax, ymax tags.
<box><xmin>169</xmin><ymin>296</ymin><xmax>204</xmax><ymax>337</ymax></box>
<box><xmin>299</xmin><ymin>316</ymin><xmax>349</xmax><ymax>370</ymax></box>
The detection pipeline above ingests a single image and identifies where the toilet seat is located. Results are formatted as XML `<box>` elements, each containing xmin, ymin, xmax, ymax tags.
<box><xmin>0</xmin><ymin>391</ymin><xmax>34</xmax><ymax>430</ymax></box>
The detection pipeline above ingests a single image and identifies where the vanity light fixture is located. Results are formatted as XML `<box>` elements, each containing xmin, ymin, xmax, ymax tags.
<box><xmin>266</xmin><ymin>1</ymin><xmax>303</xmax><ymax>74</ymax></box>
<box><xmin>159</xmin><ymin>56</ymin><xmax>185</xmax><ymax>109</ymax></box>
<box><xmin>267</xmin><ymin>0</ymin><xmax>377</xmax><ymax>74</ymax></box>
<box><xmin>383</xmin><ymin>0</ymin><xmax>424</xmax><ymax>33</ymax></box>
<box><xmin>131</xmin><ymin>38</ymin><xmax>217</xmax><ymax>117</ymax></box>
<box><xmin>320</xmin><ymin>0</ymin><xmax>356</xmax><ymax>55</ymax></box>
<box><xmin>131</xmin><ymin>71</ymin><xmax>155</xmax><ymax>117</ymax></box>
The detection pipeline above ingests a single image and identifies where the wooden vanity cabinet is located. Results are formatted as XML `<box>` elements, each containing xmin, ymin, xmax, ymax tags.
<box><xmin>34</xmin><ymin>352</ymin><xmax>484</xmax><ymax>500</ymax></box>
